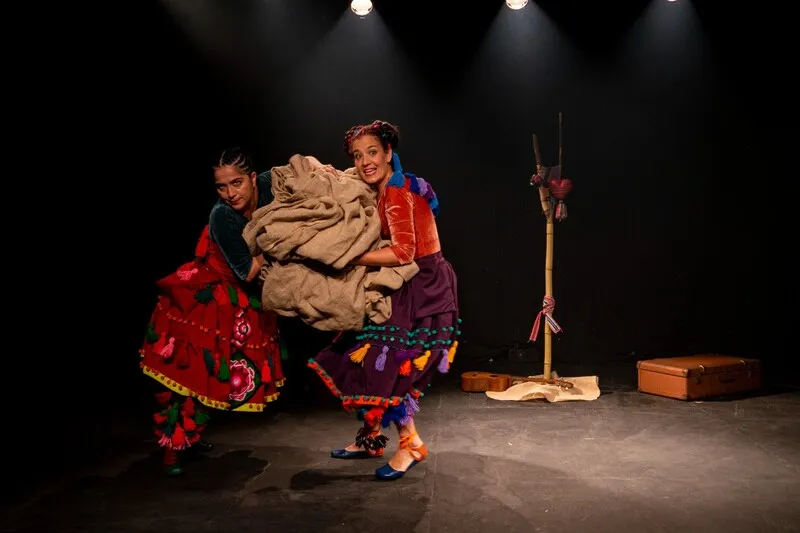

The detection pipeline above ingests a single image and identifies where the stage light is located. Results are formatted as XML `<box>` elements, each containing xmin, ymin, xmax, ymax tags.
<box><xmin>506</xmin><ymin>0</ymin><xmax>528</xmax><ymax>9</ymax></box>
<box><xmin>351</xmin><ymin>0</ymin><xmax>373</xmax><ymax>16</ymax></box>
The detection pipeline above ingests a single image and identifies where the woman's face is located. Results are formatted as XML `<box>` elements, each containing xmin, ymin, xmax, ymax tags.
<box><xmin>351</xmin><ymin>134</ymin><xmax>392</xmax><ymax>187</ymax></box>
<box><xmin>214</xmin><ymin>165</ymin><xmax>257</xmax><ymax>212</ymax></box>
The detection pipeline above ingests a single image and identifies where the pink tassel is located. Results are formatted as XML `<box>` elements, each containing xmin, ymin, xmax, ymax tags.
<box><xmin>375</xmin><ymin>345</ymin><xmax>388</xmax><ymax>371</ymax></box>
<box><xmin>159</xmin><ymin>337</ymin><xmax>175</xmax><ymax>359</ymax></box>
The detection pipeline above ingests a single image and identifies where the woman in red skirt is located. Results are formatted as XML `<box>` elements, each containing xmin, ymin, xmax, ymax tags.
<box><xmin>139</xmin><ymin>148</ymin><xmax>285</xmax><ymax>475</ymax></box>
<box><xmin>309</xmin><ymin>121</ymin><xmax>460</xmax><ymax>481</ymax></box>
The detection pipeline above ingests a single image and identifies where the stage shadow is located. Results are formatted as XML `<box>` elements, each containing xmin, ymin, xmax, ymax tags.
<box><xmin>3</xmin><ymin>443</ymin><xmax>797</xmax><ymax>533</ymax></box>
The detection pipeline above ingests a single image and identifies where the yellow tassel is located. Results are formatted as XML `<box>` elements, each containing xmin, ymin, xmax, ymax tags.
<box><xmin>413</xmin><ymin>350</ymin><xmax>431</xmax><ymax>371</ymax></box>
<box><xmin>349</xmin><ymin>343</ymin><xmax>371</xmax><ymax>364</ymax></box>
<box><xmin>447</xmin><ymin>341</ymin><xmax>459</xmax><ymax>363</ymax></box>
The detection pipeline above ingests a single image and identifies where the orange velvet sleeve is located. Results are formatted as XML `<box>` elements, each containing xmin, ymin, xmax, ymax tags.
<box><xmin>382</xmin><ymin>185</ymin><xmax>417</xmax><ymax>265</ymax></box>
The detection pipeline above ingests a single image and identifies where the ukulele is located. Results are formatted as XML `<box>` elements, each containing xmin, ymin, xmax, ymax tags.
<box><xmin>460</xmin><ymin>371</ymin><xmax>574</xmax><ymax>392</ymax></box>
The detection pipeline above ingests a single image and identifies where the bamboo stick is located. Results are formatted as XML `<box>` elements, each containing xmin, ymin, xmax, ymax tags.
<box><xmin>543</xmin><ymin>199</ymin><xmax>554</xmax><ymax>380</ymax></box>
<box><xmin>533</xmin><ymin>132</ymin><xmax>554</xmax><ymax>379</ymax></box>
<box><xmin>531</xmin><ymin>114</ymin><xmax>570</xmax><ymax>385</ymax></box>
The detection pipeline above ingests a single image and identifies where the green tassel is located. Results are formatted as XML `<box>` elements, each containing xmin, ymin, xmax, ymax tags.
<box><xmin>218</xmin><ymin>357</ymin><xmax>230</xmax><ymax>381</ymax></box>
<box><xmin>203</xmin><ymin>349</ymin><xmax>215</xmax><ymax>376</ymax></box>
<box><xmin>280</xmin><ymin>340</ymin><xmax>290</xmax><ymax>361</ymax></box>
<box><xmin>145</xmin><ymin>324</ymin><xmax>159</xmax><ymax>343</ymax></box>
<box><xmin>194</xmin><ymin>409</ymin><xmax>210</xmax><ymax>426</ymax></box>
<box><xmin>166</xmin><ymin>403</ymin><xmax>179</xmax><ymax>426</ymax></box>
<box><xmin>226</xmin><ymin>285</ymin><xmax>239</xmax><ymax>306</ymax></box>
<box><xmin>249</xmin><ymin>296</ymin><xmax>261</xmax><ymax>309</ymax></box>
<box><xmin>194</xmin><ymin>284</ymin><xmax>213</xmax><ymax>304</ymax></box>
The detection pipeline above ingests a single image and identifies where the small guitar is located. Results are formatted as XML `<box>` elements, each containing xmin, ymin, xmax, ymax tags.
<box><xmin>460</xmin><ymin>371</ymin><xmax>574</xmax><ymax>392</ymax></box>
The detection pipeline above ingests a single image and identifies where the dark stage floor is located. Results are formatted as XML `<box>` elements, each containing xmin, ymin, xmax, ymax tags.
<box><xmin>2</xmin><ymin>359</ymin><xmax>798</xmax><ymax>533</ymax></box>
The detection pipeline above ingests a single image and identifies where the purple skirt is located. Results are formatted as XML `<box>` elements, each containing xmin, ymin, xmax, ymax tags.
<box><xmin>308</xmin><ymin>252</ymin><xmax>460</xmax><ymax>421</ymax></box>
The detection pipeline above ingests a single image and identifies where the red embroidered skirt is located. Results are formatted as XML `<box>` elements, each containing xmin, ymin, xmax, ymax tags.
<box><xmin>139</xmin><ymin>226</ymin><xmax>284</xmax><ymax>412</ymax></box>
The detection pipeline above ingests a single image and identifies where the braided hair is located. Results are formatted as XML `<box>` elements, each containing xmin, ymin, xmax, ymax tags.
<box><xmin>342</xmin><ymin>120</ymin><xmax>400</xmax><ymax>159</ymax></box>
<box><xmin>214</xmin><ymin>147</ymin><xmax>255</xmax><ymax>175</ymax></box>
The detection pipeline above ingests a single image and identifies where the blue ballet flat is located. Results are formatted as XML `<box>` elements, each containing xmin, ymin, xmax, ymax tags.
<box><xmin>331</xmin><ymin>448</ymin><xmax>374</xmax><ymax>459</ymax></box>
<box><xmin>374</xmin><ymin>435</ymin><xmax>428</xmax><ymax>481</ymax></box>
<box><xmin>375</xmin><ymin>458</ymin><xmax>422</xmax><ymax>480</ymax></box>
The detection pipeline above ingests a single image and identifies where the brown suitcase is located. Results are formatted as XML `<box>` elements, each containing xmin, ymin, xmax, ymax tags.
<box><xmin>637</xmin><ymin>354</ymin><xmax>761</xmax><ymax>400</ymax></box>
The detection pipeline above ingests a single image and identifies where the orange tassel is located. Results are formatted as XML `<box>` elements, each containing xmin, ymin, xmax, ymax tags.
<box><xmin>413</xmin><ymin>350</ymin><xmax>431</xmax><ymax>371</ymax></box>
<box><xmin>349</xmin><ymin>343</ymin><xmax>371</xmax><ymax>364</ymax></box>
<box><xmin>447</xmin><ymin>341</ymin><xmax>459</xmax><ymax>363</ymax></box>
<box><xmin>399</xmin><ymin>360</ymin><xmax>412</xmax><ymax>376</ymax></box>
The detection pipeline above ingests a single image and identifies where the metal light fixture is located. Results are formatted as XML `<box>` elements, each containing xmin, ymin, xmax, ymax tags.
<box><xmin>351</xmin><ymin>0</ymin><xmax>373</xmax><ymax>16</ymax></box>
<box><xmin>506</xmin><ymin>0</ymin><xmax>528</xmax><ymax>9</ymax></box>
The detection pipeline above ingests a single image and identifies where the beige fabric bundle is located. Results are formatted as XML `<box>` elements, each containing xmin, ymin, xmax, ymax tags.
<box><xmin>243</xmin><ymin>154</ymin><xmax>418</xmax><ymax>331</ymax></box>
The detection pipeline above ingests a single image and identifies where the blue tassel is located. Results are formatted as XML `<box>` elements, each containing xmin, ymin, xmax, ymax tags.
<box><xmin>387</xmin><ymin>152</ymin><xmax>405</xmax><ymax>187</ymax></box>
<box><xmin>429</xmin><ymin>196</ymin><xmax>440</xmax><ymax>216</ymax></box>
<box><xmin>380</xmin><ymin>403</ymin><xmax>407</xmax><ymax>428</ymax></box>
<box><xmin>380</xmin><ymin>394</ymin><xmax>423</xmax><ymax>427</ymax></box>
<box><xmin>386</xmin><ymin>154</ymin><xmax>440</xmax><ymax>216</ymax></box>
<box><xmin>375</xmin><ymin>345</ymin><xmax>388</xmax><ymax>371</ymax></box>
<box><xmin>392</xmin><ymin>152</ymin><xmax>403</xmax><ymax>174</ymax></box>
<box><xmin>409</xmin><ymin>173</ymin><xmax>420</xmax><ymax>194</ymax></box>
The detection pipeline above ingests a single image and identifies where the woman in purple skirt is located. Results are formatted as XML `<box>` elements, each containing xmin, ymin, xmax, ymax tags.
<box><xmin>308</xmin><ymin>119</ymin><xmax>461</xmax><ymax>481</ymax></box>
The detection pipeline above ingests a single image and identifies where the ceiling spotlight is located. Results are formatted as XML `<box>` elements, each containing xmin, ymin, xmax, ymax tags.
<box><xmin>351</xmin><ymin>0</ymin><xmax>373</xmax><ymax>16</ymax></box>
<box><xmin>506</xmin><ymin>0</ymin><xmax>528</xmax><ymax>9</ymax></box>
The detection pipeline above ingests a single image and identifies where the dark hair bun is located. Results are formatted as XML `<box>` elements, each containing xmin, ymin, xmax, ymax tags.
<box><xmin>343</xmin><ymin>120</ymin><xmax>400</xmax><ymax>157</ymax></box>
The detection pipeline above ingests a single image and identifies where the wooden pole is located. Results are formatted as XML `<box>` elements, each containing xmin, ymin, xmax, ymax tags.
<box><xmin>526</xmin><ymin>115</ymin><xmax>573</xmax><ymax>389</ymax></box>
<box><xmin>543</xmin><ymin>112</ymin><xmax>563</xmax><ymax>379</ymax></box>
<box><xmin>543</xmin><ymin>197</ymin><xmax>554</xmax><ymax>380</ymax></box>
<box><xmin>533</xmin><ymin>112</ymin><xmax>564</xmax><ymax>381</ymax></box>
<box><xmin>532</xmin><ymin>133</ymin><xmax>553</xmax><ymax>380</ymax></box>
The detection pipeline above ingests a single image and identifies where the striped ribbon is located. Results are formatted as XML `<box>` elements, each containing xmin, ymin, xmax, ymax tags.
<box><xmin>529</xmin><ymin>295</ymin><xmax>563</xmax><ymax>342</ymax></box>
